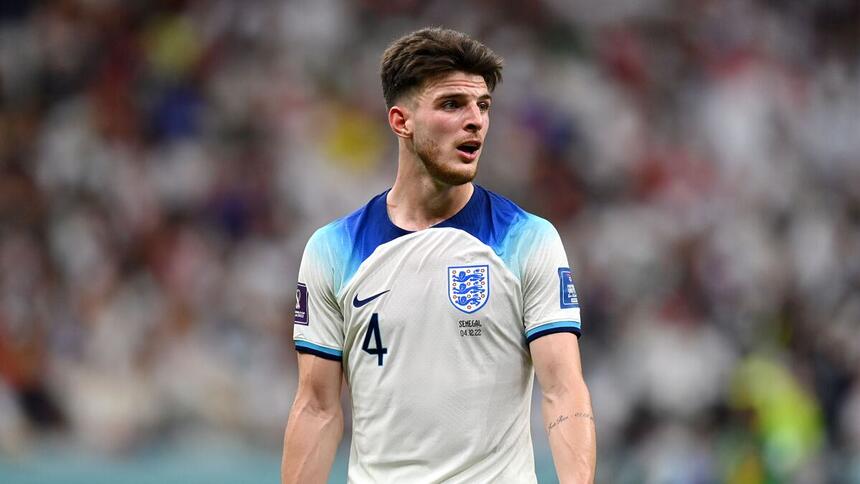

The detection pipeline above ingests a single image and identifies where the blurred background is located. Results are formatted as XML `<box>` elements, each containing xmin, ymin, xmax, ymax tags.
<box><xmin>0</xmin><ymin>0</ymin><xmax>858</xmax><ymax>483</ymax></box>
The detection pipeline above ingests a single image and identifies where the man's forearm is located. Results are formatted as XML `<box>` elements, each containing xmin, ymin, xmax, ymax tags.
<box><xmin>281</xmin><ymin>400</ymin><xmax>343</xmax><ymax>484</ymax></box>
<box><xmin>542</xmin><ymin>384</ymin><xmax>597</xmax><ymax>483</ymax></box>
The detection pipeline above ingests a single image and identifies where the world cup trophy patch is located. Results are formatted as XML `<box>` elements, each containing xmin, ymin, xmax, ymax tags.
<box><xmin>295</xmin><ymin>282</ymin><xmax>308</xmax><ymax>325</ymax></box>
<box><xmin>448</xmin><ymin>265</ymin><xmax>489</xmax><ymax>314</ymax></box>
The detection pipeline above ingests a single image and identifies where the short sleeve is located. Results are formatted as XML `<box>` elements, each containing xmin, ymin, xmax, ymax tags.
<box><xmin>293</xmin><ymin>228</ymin><xmax>345</xmax><ymax>360</ymax></box>
<box><xmin>521</xmin><ymin>219</ymin><xmax>582</xmax><ymax>343</ymax></box>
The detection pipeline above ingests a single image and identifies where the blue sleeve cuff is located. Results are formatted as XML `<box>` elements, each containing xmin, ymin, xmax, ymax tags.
<box><xmin>295</xmin><ymin>340</ymin><xmax>343</xmax><ymax>361</ymax></box>
<box><xmin>525</xmin><ymin>321</ymin><xmax>582</xmax><ymax>343</ymax></box>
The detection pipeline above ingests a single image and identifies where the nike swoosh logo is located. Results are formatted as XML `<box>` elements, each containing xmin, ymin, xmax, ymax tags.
<box><xmin>353</xmin><ymin>290</ymin><xmax>390</xmax><ymax>308</ymax></box>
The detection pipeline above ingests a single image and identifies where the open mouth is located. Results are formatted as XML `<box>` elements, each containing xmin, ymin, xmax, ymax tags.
<box><xmin>457</xmin><ymin>141</ymin><xmax>482</xmax><ymax>156</ymax></box>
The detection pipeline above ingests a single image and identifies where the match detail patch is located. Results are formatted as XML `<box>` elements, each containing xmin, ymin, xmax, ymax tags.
<box><xmin>558</xmin><ymin>268</ymin><xmax>579</xmax><ymax>309</ymax></box>
<box><xmin>294</xmin><ymin>283</ymin><xmax>308</xmax><ymax>325</ymax></box>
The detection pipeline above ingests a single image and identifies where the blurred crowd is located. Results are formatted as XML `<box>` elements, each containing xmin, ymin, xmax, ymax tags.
<box><xmin>0</xmin><ymin>0</ymin><xmax>858</xmax><ymax>482</ymax></box>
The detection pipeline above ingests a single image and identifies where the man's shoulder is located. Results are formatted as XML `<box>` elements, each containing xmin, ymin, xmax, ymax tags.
<box><xmin>307</xmin><ymin>191</ymin><xmax>388</xmax><ymax>246</ymax></box>
<box><xmin>478</xmin><ymin>186</ymin><xmax>556</xmax><ymax>237</ymax></box>
<box><xmin>299</xmin><ymin>192</ymin><xmax>390</xmax><ymax>293</ymax></box>
<box><xmin>303</xmin><ymin>190</ymin><xmax>409</xmax><ymax>288</ymax></box>
<box><xmin>479</xmin><ymin>185</ymin><xmax>521</xmax><ymax>211</ymax></box>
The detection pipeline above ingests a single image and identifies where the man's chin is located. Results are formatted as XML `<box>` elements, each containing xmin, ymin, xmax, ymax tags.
<box><xmin>432</xmin><ymin>167</ymin><xmax>477</xmax><ymax>186</ymax></box>
<box><xmin>419</xmin><ymin>153</ymin><xmax>478</xmax><ymax>186</ymax></box>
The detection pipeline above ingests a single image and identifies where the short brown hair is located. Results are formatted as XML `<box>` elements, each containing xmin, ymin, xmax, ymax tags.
<box><xmin>380</xmin><ymin>27</ymin><xmax>503</xmax><ymax>108</ymax></box>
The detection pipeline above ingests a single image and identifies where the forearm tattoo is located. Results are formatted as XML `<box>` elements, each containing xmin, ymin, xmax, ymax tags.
<box><xmin>547</xmin><ymin>415</ymin><xmax>569</xmax><ymax>434</ymax></box>
<box><xmin>574</xmin><ymin>412</ymin><xmax>594</xmax><ymax>423</ymax></box>
<box><xmin>547</xmin><ymin>412</ymin><xmax>594</xmax><ymax>435</ymax></box>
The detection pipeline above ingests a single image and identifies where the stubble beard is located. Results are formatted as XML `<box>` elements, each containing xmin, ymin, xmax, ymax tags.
<box><xmin>412</xmin><ymin>132</ymin><xmax>477</xmax><ymax>186</ymax></box>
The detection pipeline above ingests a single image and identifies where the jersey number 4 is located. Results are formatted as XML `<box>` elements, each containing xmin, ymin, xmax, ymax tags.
<box><xmin>362</xmin><ymin>313</ymin><xmax>388</xmax><ymax>366</ymax></box>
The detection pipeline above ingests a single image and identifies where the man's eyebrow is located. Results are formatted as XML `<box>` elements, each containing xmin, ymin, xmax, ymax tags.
<box><xmin>434</xmin><ymin>93</ymin><xmax>493</xmax><ymax>101</ymax></box>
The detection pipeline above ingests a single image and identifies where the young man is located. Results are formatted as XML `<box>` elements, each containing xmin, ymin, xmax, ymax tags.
<box><xmin>282</xmin><ymin>28</ymin><xmax>596</xmax><ymax>483</ymax></box>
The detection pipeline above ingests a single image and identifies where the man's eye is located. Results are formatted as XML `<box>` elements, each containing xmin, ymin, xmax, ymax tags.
<box><xmin>478</xmin><ymin>102</ymin><xmax>491</xmax><ymax>112</ymax></box>
<box><xmin>442</xmin><ymin>100</ymin><xmax>458</xmax><ymax>109</ymax></box>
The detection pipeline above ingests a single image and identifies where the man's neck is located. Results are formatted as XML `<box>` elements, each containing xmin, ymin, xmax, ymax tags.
<box><xmin>387</xmin><ymin>165</ymin><xmax>474</xmax><ymax>232</ymax></box>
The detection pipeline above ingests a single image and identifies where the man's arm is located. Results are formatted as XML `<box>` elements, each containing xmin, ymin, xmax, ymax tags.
<box><xmin>531</xmin><ymin>332</ymin><xmax>596</xmax><ymax>483</ymax></box>
<box><xmin>281</xmin><ymin>353</ymin><xmax>344</xmax><ymax>484</ymax></box>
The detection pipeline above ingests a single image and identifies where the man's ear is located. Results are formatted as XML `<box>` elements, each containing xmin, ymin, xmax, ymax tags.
<box><xmin>388</xmin><ymin>105</ymin><xmax>412</xmax><ymax>139</ymax></box>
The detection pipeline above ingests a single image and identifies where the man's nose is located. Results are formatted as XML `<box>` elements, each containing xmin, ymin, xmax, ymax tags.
<box><xmin>463</xmin><ymin>103</ymin><xmax>483</xmax><ymax>132</ymax></box>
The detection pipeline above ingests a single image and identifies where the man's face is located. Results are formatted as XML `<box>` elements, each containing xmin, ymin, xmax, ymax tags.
<box><xmin>406</xmin><ymin>71</ymin><xmax>491</xmax><ymax>186</ymax></box>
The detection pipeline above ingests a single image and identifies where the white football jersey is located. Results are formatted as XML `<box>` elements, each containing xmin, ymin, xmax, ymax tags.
<box><xmin>293</xmin><ymin>186</ymin><xmax>582</xmax><ymax>483</ymax></box>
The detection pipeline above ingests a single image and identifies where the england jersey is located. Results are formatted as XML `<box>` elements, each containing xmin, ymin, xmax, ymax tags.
<box><xmin>293</xmin><ymin>185</ymin><xmax>582</xmax><ymax>483</ymax></box>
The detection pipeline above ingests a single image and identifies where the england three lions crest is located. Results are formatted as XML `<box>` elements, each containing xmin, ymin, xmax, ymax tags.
<box><xmin>448</xmin><ymin>265</ymin><xmax>489</xmax><ymax>314</ymax></box>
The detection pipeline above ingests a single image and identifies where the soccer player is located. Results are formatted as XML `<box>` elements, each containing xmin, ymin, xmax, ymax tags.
<box><xmin>282</xmin><ymin>27</ymin><xmax>596</xmax><ymax>483</ymax></box>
